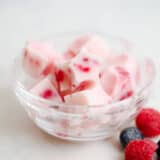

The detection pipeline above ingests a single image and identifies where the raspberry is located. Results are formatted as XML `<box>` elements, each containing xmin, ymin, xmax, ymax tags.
<box><xmin>136</xmin><ymin>108</ymin><xmax>160</xmax><ymax>137</ymax></box>
<box><xmin>125</xmin><ymin>139</ymin><xmax>157</xmax><ymax>160</ymax></box>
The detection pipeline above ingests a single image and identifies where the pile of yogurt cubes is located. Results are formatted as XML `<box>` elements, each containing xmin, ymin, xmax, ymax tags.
<box><xmin>22</xmin><ymin>34</ymin><xmax>140</xmax><ymax>106</ymax></box>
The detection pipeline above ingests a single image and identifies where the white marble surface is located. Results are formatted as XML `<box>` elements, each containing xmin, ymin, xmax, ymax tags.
<box><xmin>0</xmin><ymin>0</ymin><xmax>160</xmax><ymax>159</ymax></box>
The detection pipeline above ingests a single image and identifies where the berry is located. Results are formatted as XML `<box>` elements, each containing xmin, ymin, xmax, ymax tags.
<box><xmin>74</xmin><ymin>80</ymin><xmax>95</xmax><ymax>92</ymax></box>
<box><xmin>157</xmin><ymin>140</ymin><xmax>160</xmax><ymax>157</ymax></box>
<box><xmin>75</xmin><ymin>64</ymin><xmax>91</xmax><ymax>72</ymax></box>
<box><xmin>120</xmin><ymin>91</ymin><xmax>133</xmax><ymax>101</ymax></box>
<box><xmin>83</xmin><ymin>57</ymin><xmax>89</xmax><ymax>62</ymax></box>
<box><xmin>120</xmin><ymin>127</ymin><xmax>143</xmax><ymax>148</ymax></box>
<box><xmin>125</xmin><ymin>139</ymin><xmax>158</xmax><ymax>160</ymax></box>
<box><xmin>56</xmin><ymin>70</ymin><xmax>65</xmax><ymax>82</ymax></box>
<box><xmin>136</xmin><ymin>108</ymin><xmax>160</xmax><ymax>137</ymax></box>
<box><xmin>41</xmin><ymin>89</ymin><xmax>53</xmax><ymax>99</ymax></box>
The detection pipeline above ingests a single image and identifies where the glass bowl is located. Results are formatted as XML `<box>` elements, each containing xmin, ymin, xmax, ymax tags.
<box><xmin>12</xmin><ymin>32</ymin><xmax>156</xmax><ymax>141</ymax></box>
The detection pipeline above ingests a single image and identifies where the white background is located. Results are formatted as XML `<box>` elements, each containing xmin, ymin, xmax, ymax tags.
<box><xmin>0</xmin><ymin>0</ymin><xmax>160</xmax><ymax>160</ymax></box>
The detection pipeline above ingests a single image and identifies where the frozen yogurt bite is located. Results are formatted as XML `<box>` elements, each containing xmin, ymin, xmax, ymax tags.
<box><xmin>22</xmin><ymin>34</ymin><xmax>140</xmax><ymax>106</ymax></box>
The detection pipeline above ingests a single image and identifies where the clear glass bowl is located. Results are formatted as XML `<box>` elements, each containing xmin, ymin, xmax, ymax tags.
<box><xmin>12</xmin><ymin>32</ymin><xmax>156</xmax><ymax>141</ymax></box>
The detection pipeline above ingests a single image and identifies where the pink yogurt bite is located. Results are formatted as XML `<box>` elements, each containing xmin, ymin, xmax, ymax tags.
<box><xmin>100</xmin><ymin>54</ymin><xmax>140</xmax><ymax>100</ymax></box>
<box><xmin>22</xmin><ymin>41</ymin><xmax>62</xmax><ymax>77</ymax></box>
<box><xmin>100</xmin><ymin>66</ymin><xmax>135</xmax><ymax>100</ymax></box>
<box><xmin>106</xmin><ymin>53</ymin><xmax>140</xmax><ymax>83</ymax></box>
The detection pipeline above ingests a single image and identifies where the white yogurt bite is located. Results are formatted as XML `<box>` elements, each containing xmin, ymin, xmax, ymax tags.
<box><xmin>30</xmin><ymin>77</ymin><xmax>62</xmax><ymax>103</ymax></box>
<box><xmin>64</xmin><ymin>34</ymin><xmax>91</xmax><ymax>59</ymax></box>
<box><xmin>64</xmin><ymin>34</ymin><xmax>110</xmax><ymax>60</ymax></box>
<box><xmin>83</xmin><ymin>35</ymin><xmax>111</xmax><ymax>59</ymax></box>
<box><xmin>22</xmin><ymin>41</ymin><xmax>62</xmax><ymax>78</ymax></box>
<box><xmin>67</xmin><ymin>50</ymin><xmax>102</xmax><ymax>86</ymax></box>
<box><xmin>64</xmin><ymin>81</ymin><xmax>112</xmax><ymax>105</ymax></box>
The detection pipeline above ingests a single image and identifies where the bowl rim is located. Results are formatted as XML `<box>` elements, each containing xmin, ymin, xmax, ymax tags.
<box><xmin>14</xmin><ymin>31</ymin><xmax>156</xmax><ymax>110</ymax></box>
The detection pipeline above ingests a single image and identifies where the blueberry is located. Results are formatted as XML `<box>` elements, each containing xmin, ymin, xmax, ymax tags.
<box><xmin>156</xmin><ymin>140</ymin><xmax>160</xmax><ymax>157</ymax></box>
<box><xmin>120</xmin><ymin>127</ymin><xmax>143</xmax><ymax>148</ymax></box>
